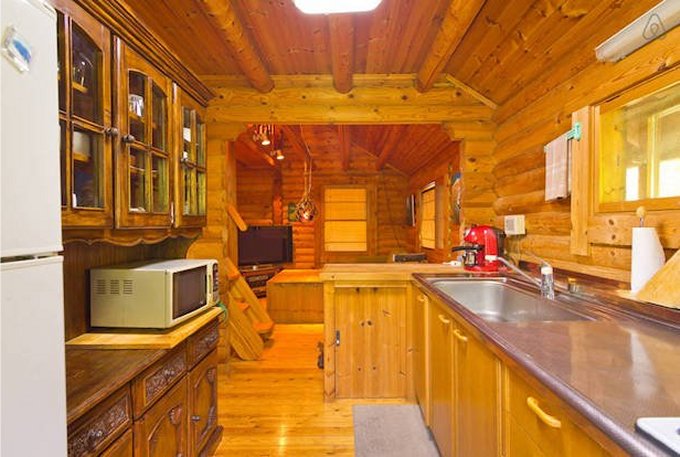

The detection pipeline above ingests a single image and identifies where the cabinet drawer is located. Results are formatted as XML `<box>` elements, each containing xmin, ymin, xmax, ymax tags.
<box><xmin>68</xmin><ymin>387</ymin><xmax>132</xmax><ymax>457</ymax></box>
<box><xmin>505</xmin><ymin>368</ymin><xmax>609</xmax><ymax>456</ymax></box>
<box><xmin>188</xmin><ymin>320</ymin><xmax>219</xmax><ymax>368</ymax></box>
<box><xmin>100</xmin><ymin>429</ymin><xmax>133</xmax><ymax>457</ymax></box>
<box><xmin>132</xmin><ymin>345</ymin><xmax>187</xmax><ymax>419</ymax></box>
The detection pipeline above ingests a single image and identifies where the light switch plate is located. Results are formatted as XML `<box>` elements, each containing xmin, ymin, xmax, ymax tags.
<box><xmin>504</xmin><ymin>215</ymin><xmax>526</xmax><ymax>236</ymax></box>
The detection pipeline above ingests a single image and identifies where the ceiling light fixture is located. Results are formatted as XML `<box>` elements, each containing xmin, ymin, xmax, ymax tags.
<box><xmin>293</xmin><ymin>0</ymin><xmax>383</xmax><ymax>15</ymax></box>
<box><xmin>253</xmin><ymin>124</ymin><xmax>273</xmax><ymax>146</ymax></box>
<box><xmin>595</xmin><ymin>0</ymin><xmax>680</xmax><ymax>62</ymax></box>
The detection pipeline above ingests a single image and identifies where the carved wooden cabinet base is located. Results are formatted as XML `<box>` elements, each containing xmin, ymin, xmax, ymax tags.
<box><xmin>67</xmin><ymin>318</ymin><xmax>222</xmax><ymax>456</ymax></box>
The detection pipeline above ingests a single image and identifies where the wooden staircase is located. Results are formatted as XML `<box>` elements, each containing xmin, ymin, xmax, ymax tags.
<box><xmin>224</xmin><ymin>257</ymin><xmax>275</xmax><ymax>360</ymax></box>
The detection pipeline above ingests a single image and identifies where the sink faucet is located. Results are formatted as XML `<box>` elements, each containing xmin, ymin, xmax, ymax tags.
<box><xmin>486</xmin><ymin>255</ymin><xmax>555</xmax><ymax>300</ymax></box>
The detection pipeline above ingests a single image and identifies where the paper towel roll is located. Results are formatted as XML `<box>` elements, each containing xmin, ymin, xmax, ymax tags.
<box><xmin>631</xmin><ymin>227</ymin><xmax>665</xmax><ymax>293</ymax></box>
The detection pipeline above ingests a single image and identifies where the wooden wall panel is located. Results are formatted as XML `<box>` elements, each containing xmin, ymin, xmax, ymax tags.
<box><xmin>493</xmin><ymin>27</ymin><xmax>680</xmax><ymax>283</ymax></box>
<box><xmin>236</xmin><ymin>165</ymin><xmax>277</xmax><ymax>225</ymax></box>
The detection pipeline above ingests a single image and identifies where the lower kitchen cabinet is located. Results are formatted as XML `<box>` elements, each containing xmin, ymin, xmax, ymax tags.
<box><xmin>135</xmin><ymin>376</ymin><xmax>188</xmax><ymax>457</ymax></box>
<box><xmin>67</xmin><ymin>316</ymin><xmax>223</xmax><ymax>457</ymax></box>
<box><xmin>188</xmin><ymin>349</ymin><xmax>219</xmax><ymax>455</ymax></box>
<box><xmin>413</xmin><ymin>291</ymin><xmax>430</xmax><ymax>425</ymax></box>
<box><xmin>333</xmin><ymin>284</ymin><xmax>408</xmax><ymax>398</ymax></box>
<box><xmin>428</xmin><ymin>297</ymin><xmax>455</xmax><ymax>457</ymax></box>
<box><xmin>504</xmin><ymin>367</ymin><xmax>611</xmax><ymax>456</ymax></box>
<box><xmin>101</xmin><ymin>429</ymin><xmax>133</xmax><ymax>457</ymax></box>
<box><xmin>422</xmin><ymin>290</ymin><xmax>502</xmax><ymax>457</ymax></box>
<box><xmin>455</xmin><ymin>322</ymin><xmax>501</xmax><ymax>457</ymax></box>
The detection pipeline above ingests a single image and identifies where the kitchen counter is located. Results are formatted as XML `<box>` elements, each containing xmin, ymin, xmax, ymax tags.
<box><xmin>320</xmin><ymin>262</ymin><xmax>465</xmax><ymax>281</ymax></box>
<box><xmin>413</xmin><ymin>273</ymin><xmax>680</xmax><ymax>457</ymax></box>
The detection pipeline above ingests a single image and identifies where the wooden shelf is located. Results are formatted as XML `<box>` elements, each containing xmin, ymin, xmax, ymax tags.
<box><xmin>72</xmin><ymin>81</ymin><xmax>89</xmax><ymax>94</ymax></box>
<box><xmin>73</xmin><ymin>152</ymin><xmax>91</xmax><ymax>163</ymax></box>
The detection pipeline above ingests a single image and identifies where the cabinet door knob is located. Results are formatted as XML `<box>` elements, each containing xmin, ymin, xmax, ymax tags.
<box><xmin>526</xmin><ymin>396</ymin><xmax>562</xmax><ymax>428</ymax></box>
<box><xmin>122</xmin><ymin>134</ymin><xmax>136</xmax><ymax>143</ymax></box>
<box><xmin>191</xmin><ymin>415</ymin><xmax>201</xmax><ymax>422</ymax></box>
<box><xmin>104</xmin><ymin>127</ymin><xmax>119</xmax><ymax>138</ymax></box>
<box><xmin>453</xmin><ymin>329</ymin><xmax>468</xmax><ymax>343</ymax></box>
<box><xmin>438</xmin><ymin>314</ymin><xmax>451</xmax><ymax>325</ymax></box>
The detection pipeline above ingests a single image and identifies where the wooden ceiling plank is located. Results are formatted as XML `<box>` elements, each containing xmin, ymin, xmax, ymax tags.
<box><xmin>280</xmin><ymin>125</ymin><xmax>309</xmax><ymax>159</ymax></box>
<box><xmin>328</xmin><ymin>15</ymin><xmax>355</xmax><ymax>93</ymax></box>
<box><xmin>447</xmin><ymin>0</ymin><xmax>537</xmax><ymax>100</ymax></box>
<box><xmin>472</xmin><ymin>0</ymin><xmax>591</xmax><ymax>102</ymax></box>
<box><xmin>416</xmin><ymin>0</ymin><xmax>485</xmax><ymax>92</ymax></box>
<box><xmin>495</xmin><ymin>0</ymin><xmax>661</xmax><ymax>123</ymax></box>
<box><xmin>338</xmin><ymin>125</ymin><xmax>352</xmax><ymax>171</ymax></box>
<box><xmin>200</xmin><ymin>0</ymin><xmax>274</xmax><ymax>92</ymax></box>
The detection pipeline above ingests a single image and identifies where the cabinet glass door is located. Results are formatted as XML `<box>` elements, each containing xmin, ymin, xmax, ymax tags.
<box><xmin>116</xmin><ymin>42</ymin><xmax>171</xmax><ymax>228</ymax></box>
<box><xmin>175</xmin><ymin>92</ymin><xmax>207</xmax><ymax>227</ymax></box>
<box><xmin>56</xmin><ymin>5</ymin><xmax>113</xmax><ymax>228</ymax></box>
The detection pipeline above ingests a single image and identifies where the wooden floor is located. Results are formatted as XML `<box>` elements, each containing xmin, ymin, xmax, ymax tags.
<box><xmin>214</xmin><ymin>324</ymin><xmax>408</xmax><ymax>456</ymax></box>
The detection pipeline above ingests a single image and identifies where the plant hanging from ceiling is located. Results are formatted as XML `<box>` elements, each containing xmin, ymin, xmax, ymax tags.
<box><xmin>295</xmin><ymin>129</ymin><xmax>317</xmax><ymax>222</ymax></box>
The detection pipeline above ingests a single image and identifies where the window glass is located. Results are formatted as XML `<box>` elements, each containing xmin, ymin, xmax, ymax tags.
<box><xmin>599</xmin><ymin>81</ymin><xmax>680</xmax><ymax>206</ymax></box>
<box><xmin>420</xmin><ymin>186</ymin><xmax>435</xmax><ymax>249</ymax></box>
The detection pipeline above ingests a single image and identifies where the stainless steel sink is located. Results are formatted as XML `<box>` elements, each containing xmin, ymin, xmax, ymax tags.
<box><xmin>428</xmin><ymin>279</ymin><xmax>591</xmax><ymax>323</ymax></box>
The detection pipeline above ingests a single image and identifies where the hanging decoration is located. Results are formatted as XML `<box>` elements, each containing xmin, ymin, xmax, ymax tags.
<box><xmin>295</xmin><ymin>130</ymin><xmax>317</xmax><ymax>222</ymax></box>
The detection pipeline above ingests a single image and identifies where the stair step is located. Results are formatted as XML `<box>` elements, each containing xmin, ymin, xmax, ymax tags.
<box><xmin>254</xmin><ymin>321</ymin><xmax>275</xmax><ymax>336</ymax></box>
<box><xmin>236</xmin><ymin>300</ymin><xmax>250</xmax><ymax>312</ymax></box>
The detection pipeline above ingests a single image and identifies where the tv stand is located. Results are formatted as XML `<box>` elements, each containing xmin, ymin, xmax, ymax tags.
<box><xmin>239</xmin><ymin>265</ymin><xmax>282</xmax><ymax>297</ymax></box>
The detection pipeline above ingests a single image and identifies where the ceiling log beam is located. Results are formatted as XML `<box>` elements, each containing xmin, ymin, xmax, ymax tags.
<box><xmin>280</xmin><ymin>125</ymin><xmax>309</xmax><ymax>158</ymax></box>
<box><xmin>206</xmin><ymin>74</ymin><xmax>493</xmax><ymax>124</ymax></box>
<box><xmin>338</xmin><ymin>126</ymin><xmax>351</xmax><ymax>171</ymax></box>
<box><xmin>328</xmin><ymin>15</ymin><xmax>355</xmax><ymax>94</ymax></box>
<box><xmin>376</xmin><ymin>126</ymin><xmax>405</xmax><ymax>171</ymax></box>
<box><xmin>416</xmin><ymin>0</ymin><xmax>485</xmax><ymax>92</ymax></box>
<box><xmin>201</xmin><ymin>0</ymin><xmax>274</xmax><ymax>93</ymax></box>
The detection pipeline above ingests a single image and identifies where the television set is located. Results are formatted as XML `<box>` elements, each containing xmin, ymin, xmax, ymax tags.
<box><xmin>237</xmin><ymin>225</ymin><xmax>293</xmax><ymax>267</ymax></box>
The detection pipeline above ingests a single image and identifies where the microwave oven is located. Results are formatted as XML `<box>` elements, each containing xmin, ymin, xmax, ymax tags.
<box><xmin>90</xmin><ymin>259</ymin><xmax>219</xmax><ymax>329</ymax></box>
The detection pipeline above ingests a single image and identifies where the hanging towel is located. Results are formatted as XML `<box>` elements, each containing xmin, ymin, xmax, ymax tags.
<box><xmin>544</xmin><ymin>132</ymin><xmax>570</xmax><ymax>201</ymax></box>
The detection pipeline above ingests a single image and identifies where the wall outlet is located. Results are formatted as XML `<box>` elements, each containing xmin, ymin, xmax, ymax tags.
<box><xmin>504</xmin><ymin>214</ymin><xmax>526</xmax><ymax>235</ymax></box>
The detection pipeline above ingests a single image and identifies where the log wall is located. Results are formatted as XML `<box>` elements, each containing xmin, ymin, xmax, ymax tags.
<box><xmin>492</xmin><ymin>26</ymin><xmax>680</xmax><ymax>283</ymax></box>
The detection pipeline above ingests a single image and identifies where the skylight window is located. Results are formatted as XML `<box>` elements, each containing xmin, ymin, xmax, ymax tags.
<box><xmin>293</xmin><ymin>0</ymin><xmax>382</xmax><ymax>14</ymax></box>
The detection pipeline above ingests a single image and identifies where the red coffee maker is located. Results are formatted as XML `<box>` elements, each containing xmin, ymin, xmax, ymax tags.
<box><xmin>451</xmin><ymin>225</ymin><xmax>505</xmax><ymax>272</ymax></box>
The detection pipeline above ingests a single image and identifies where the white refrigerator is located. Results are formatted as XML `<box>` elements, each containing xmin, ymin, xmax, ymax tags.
<box><xmin>1</xmin><ymin>0</ymin><xmax>68</xmax><ymax>456</ymax></box>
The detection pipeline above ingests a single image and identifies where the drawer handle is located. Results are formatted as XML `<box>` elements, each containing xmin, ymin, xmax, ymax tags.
<box><xmin>191</xmin><ymin>415</ymin><xmax>201</xmax><ymax>422</ymax></box>
<box><xmin>526</xmin><ymin>396</ymin><xmax>562</xmax><ymax>429</ymax></box>
<box><xmin>438</xmin><ymin>314</ymin><xmax>450</xmax><ymax>325</ymax></box>
<box><xmin>453</xmin><ymin>329</ymin><xmax>468</xmax><ymax>343</ymax></box>
<box><xmin>417</xmin><ymin>295</ymin><xmax>428</xmax><ymax>303</ymax></box>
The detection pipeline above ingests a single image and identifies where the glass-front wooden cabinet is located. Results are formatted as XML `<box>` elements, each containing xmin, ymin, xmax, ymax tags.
<box><xmin>56</xmin><ymin>4</ymin><xmax>114</xmax><ymax>228</ymax></box>
<box><xmin>175</xmin><ymin>89</ymin><xmax>207</xmax><ymax>227</ymax></box>
<box><xmin>115</xmin><ymin>40</ymin><xmax>172</xmax><ymax>228</ymax></box>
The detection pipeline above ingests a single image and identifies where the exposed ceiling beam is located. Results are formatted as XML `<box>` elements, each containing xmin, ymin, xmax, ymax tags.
<box><xmin>376</xmin><ymin>125</ymin><xmax>406</xmax><ymax>171</ymax></box>
<box><xmin>237</xmin><ymin>137</ymin><xmax>277</xmax><ymax>168</ymax></box>
<box><xmin>352</xmin><ymin>143</ymin><xmax>408</xmax><ymax>176</ymax></box>
<box><xmin>206</xmin><ymin>74</ymin><xmax>494</xmax><ymax>124</ymax></box>
<box><xmin>328</xmin><ymin>14</ymin><xmax>355</xmax><ymax>94</ymax></box>
<box><xmin>337</xmin><ymin>126</ymin><xmax>351</xmax><ymax>171</ymax></box>
<box><xmin>200</xmin><ymin>0</ymin><xmax>274</xmax><ymax>93</ymax></box>
<box><xmin>416</xmin><ymin>0</ymin><xmax>485</xmax><ymax>92</ymax></box>
<box><xmin>445</xmin><ymin>74</ymin><xmax>497</xmax><ymax>110</ymax></box>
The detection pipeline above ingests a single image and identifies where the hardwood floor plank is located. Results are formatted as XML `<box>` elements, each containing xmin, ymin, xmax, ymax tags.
<box><xmin>215</xmin><ymin>324</ymin><xmax>408</xmax><ymax>456</ymax></box>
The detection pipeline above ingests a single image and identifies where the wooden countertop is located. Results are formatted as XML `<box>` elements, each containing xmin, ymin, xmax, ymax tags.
<box><xmin>65</xmin><ymin>308</ymin><xmax>223</xmax><ymax>425</ymax></box>
<box><xmin>66</xmin><ymin>347</ymin><xmax>166</xmax><ymax>424</ymax></box>
<box><xmin>269</xmin><ymin>269</ymin><xmax>321</xmax><ymax>284</ymax></box>
<box><xmin>65</xmin><ymin>307</ymin><xmax>223</xmax><ymax>349</ymax></box>
<box><xmin>320</xmin><ymin>263</ymin><xmax>465</xmax><ymax>281</ymax></box>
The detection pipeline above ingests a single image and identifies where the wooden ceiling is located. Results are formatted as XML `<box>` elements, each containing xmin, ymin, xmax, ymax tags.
<box><xmin>121</xmin><ymin>0</ymin><xmax>664</xmax><ymax>173</ymax></box>
<box><xmin>233</xmin><ymin>124</ymin><xmax>457</xmax><ymax>175</ymax></box>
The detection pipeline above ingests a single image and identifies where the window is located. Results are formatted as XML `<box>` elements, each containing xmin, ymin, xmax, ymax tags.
<box><xmin>324</xmin><ymin>187</ymin><xmax>367</xmax><ymax>252</ymax></box>
<box><xmin>420</xmin><ymin>185</ymin><xmax>436</xmax><ymax>249</ymax></box>
<box><xmin>597</xmin><ymin>78</ymin><xmax>680</xmax><ymax>211</ymax></box>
